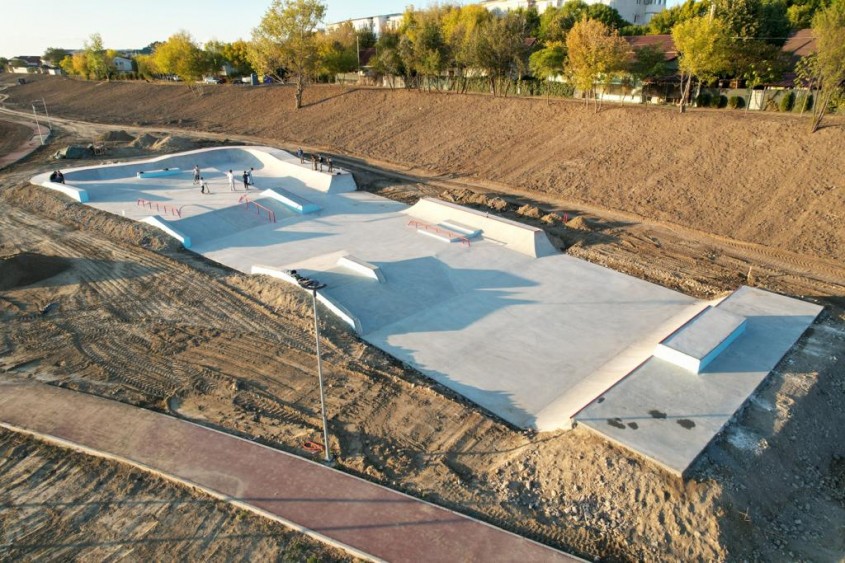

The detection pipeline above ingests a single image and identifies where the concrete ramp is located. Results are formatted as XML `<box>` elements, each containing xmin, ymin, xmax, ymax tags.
<box><xmin>404</xmin><ymin>198</ymin><xmax>557</xmax><ymax>258</ymax></box>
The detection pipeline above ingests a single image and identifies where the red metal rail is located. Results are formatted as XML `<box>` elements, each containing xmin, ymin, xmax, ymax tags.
<box><xmin>136</xmin><ymin>198</ymin><xmax>183</xmax><ymax>218</ymax></box>
<box><xmin>408</xmin><ymin>219</ymin><xmax>470</xmax><ymax>247</ymax></box>
<box><xmin>239</xmin><ymin>195</ymin><xmax>276</xmax><ymax>223</ymax></box>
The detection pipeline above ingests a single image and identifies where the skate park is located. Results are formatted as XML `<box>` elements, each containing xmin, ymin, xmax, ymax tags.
<box><xmin>31</xmin><ymin>146</ymin><xmax>822</xmax><ymax>476</ymax></box>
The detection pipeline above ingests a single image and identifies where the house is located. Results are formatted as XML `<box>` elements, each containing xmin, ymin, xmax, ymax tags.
<box><xmin>10</xmin><ymin>55</ymin><xmax>42</xmax><ymax>74</ymax></box>
<box><xmin>112</xmin><ymin>56</ymin><xmax>133</xmax><ymax>73</ymax></box>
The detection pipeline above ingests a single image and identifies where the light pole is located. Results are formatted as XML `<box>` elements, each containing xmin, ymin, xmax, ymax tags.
<box><xmin>31</xmin><ymin>104</ymin><xmax>44</xmax><ymax>145</ymax></box>
<box><xmin>300</xmin><ymin>277</ymin><xmax>331</xmax><ymax>463</ymax></box>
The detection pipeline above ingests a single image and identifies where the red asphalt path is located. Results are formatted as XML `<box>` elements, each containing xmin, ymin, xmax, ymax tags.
<box><xmin>0</xmin><ymin>382</ymin><xmax>579</xmax><ymax>562</ymax></box>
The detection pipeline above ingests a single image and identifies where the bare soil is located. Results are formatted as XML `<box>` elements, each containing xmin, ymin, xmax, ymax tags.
<box><xmin>0</xmin><ymin>121</ymin><xmax>32</xmax><ymax>160</ymax></box>
<box><xmin>0</xmin><ymin>75</ymin><xmax>843</xmax><ymax>562</ymax></box>
<box><xmin>0</xmin><ymin>429</ymin><xmax>354</xmax><ymax>562</ymax></box>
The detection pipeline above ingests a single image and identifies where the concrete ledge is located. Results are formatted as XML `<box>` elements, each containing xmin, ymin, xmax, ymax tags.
<box><xmin>140</xmin><ymin>215</ymin><xmax>192</xmax><ymax>248</ymax></box>
<box><xmin>39</xmin><ymin>180</ymin><xmax>90</xmax><ymax>203</ymax></box>
<box><xmin>655</xmin><ymin>306</ymin><xmax>747</xmax><ymax>373</ymax></box>
<box><xmin>404</xmin><ymin>198</ymin><xmax>557</xmax><ymax>258</ymax></box>
<box><xmin>251</xmin><ymin>264</ymin><xmax>362</xmax><ymax>333</ymax></box>
<box><xmin>440</xmin><ymin>220</ymin><xmax>482</xmax><ymax>238</ymax></box>
<box><xmin>261</xmin><ymin>188</ymin><xmax>320</xmax><ymax>214</ymax></box>
<box><xmin>137</xmin><ymin>168</ymin><xmax>182</xmax><ymax>178</ymax></box>
<box><xmin>337</xmin><ymin>255</ymin><xmax>385</xmax><ymax>283</ymax></box>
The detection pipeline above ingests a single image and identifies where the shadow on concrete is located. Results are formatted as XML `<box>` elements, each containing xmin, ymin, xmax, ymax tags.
<box><xmin>328</xmin><ymin>256</ymin><xmax>536</xmax><ymax>336</ymax></box>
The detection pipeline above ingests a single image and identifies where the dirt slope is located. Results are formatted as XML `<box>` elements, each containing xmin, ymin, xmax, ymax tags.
<box><xmin>0</xmin><ymin>430</ymin><xmax>353</xmax><ymax>562</ymax></box>
<box><xmin>4</xmin><ymin>76</ymin><xmax>844</xmax><ymax>261</ymax></box>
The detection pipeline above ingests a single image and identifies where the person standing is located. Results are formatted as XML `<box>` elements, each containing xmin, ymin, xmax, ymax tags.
<box><xmin>242</xmin><ymin>170</ymin><xmax>249</xmax><ymax>190</ymax></box>
<box><xmin>200</xmin><ymin>177</ymin><xmax>210</xmax><ymax>194</ymax></box>
<box><xmin>318</xmin><ymin>154</ymin><xmax>323</xmax><ymax>172</ymax></box>
<box><xmin>193</xmin><ymin>164</ymin><xmax>200</xmax><ymax>184</ymax></box>
<box><xmin>311</xmin><ymin>154</ymin><xmax>317</xmax><ymax>171</ymax></box>
<box><xmin>227</xmin><ymin>169</ymin><xmax>235</xmax><ymax>191</ymax></box>
<box><xmin>297</xmin><ymin>147</ymin><xmax>304</xmax><ymax>163</ymax></box>
<box><xmin>248</xmin><ymin>167</ymin><xmax>255</xmax><ymax>187</ymax></box>
<box><xmin>327</xmin><ymin>158</ymin><xmax>333</xmax><ymax>173</ymax></box>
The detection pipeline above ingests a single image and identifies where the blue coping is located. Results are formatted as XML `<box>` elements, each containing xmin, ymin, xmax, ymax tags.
<box><xmin>268</xmin><ymin>188</ymin><xmax>320</xmax><ymax>214</ymax></box>
<box><xmin>137</xmin><ymin>168</ymin><xmax>183</xmax><ymax>178</ymax></box>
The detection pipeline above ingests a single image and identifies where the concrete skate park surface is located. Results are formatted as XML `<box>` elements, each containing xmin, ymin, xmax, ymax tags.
<box><xmin>32</xmin><ymin>147</ymin><xmax>822</xmax><ymax>474</ymax></box>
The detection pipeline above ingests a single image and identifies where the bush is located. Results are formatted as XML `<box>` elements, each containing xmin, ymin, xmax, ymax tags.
<box><xmin>696</xmin><ymin>92</ymin><xmax>712</xmax><ymax>107</ymax></box>
<box><xmin>728</xmin><ymin>95</ymin><xmax>745</xmax><ymax>109</ymax></box>
<box><xmin>712</xmin><ymin>94</ymin><xmax>727</xmax><ymax>108</ymax></box>
<box><xmin>779</xmin><ymin>91</ymin><xmax>795</xmax><ymax>112</ymax></box>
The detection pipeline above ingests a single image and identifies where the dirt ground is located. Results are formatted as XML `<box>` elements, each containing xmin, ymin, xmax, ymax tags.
<box><xmin>0</xmin><ymin>429</ymin><xmax>354</xmax><ymax>562</ymax></box>
<box><xmin>0</xmin><ymin>121</ymin><xmax>33</xmax><ymax>159</ymax></box>
<box><xmin>0</xmin><ymin>76</ymin><xmax>843</xmax><ymax>562</ymax></box>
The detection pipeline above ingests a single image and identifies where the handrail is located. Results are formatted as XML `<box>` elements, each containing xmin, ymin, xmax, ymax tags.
<box><xmin>136</xmin><ymin>198</ymin><xmax>182</xmax><ymax>218</ymax></box>
<box><xmin>239</xmin><ymin>195</ymin><xmax>276</xmax><ymax>223</ymax></box>
<box><xmin>408</xmin><ymin>219</ymin><xmax>470</xmax><ymax>247</ymax></box>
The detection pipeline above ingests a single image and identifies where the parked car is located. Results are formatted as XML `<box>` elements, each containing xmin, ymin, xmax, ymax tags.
<box><xmin>203</xmin><ymin>76</ymin><xmax>223</xmax><ymax>84</ymax></box>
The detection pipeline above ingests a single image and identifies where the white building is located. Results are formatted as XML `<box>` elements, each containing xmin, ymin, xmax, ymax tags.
<box><xmin>482</xmin><ymin>0</ymin><xmax>667</xmax><ymax>25</ymax></box>
<box><xmin>327</xmin><ymin>13</ymin><xmax>404</xmax><ymax>36</ymax></box>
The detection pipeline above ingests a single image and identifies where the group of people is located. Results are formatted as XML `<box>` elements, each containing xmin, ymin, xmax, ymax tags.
<box><xmin>49</xmin><ymin>170</ymin><xmax>65</xmax><ymax>184</ymax></box>
<box><xmin>192</xmin><ymin>165</ymin><xmax>255</xmax><ymax>194</ymax></box>
<box><xmin>297</xmin><ymin>147</ymin><xmax>333</xmax><ymax>173</ymax></box>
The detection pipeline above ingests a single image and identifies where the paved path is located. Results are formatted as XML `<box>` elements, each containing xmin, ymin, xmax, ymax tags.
<box><xmin>0</xmin><ymin>382</ymin><xmax>578</xmax><ymax>562</ymax></box>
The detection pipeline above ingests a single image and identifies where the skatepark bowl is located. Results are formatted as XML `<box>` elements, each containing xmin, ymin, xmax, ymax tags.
<box><xmin>31</xmin><ymin>146</ymin><xmax>823</xmax><ymax>477</ymax></box>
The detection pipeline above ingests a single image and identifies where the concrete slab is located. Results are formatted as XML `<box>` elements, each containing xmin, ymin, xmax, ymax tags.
<box><xmin>32</xmin><ymin>148</ymin><xmax>818</xmax><ymax>446</ymax></box>
<box><xmin>575</xmin><ymin>287</ymin><xmax>822</xmax><ymax>476</ymax></box>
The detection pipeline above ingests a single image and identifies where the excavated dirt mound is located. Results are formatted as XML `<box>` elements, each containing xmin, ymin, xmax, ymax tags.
<box><xmin>99</xmin><ymin>129</ymin><xmax>134</xmax><ymax>142</ymax></box>
<box><xmin>6</xmin><ymin>78</ymin><xmax>844</xmax><ymax>262</ymax></box>
<box><xmin>130</xmin><ymin>133</ymin><xmax>159</xmax><ymax>148</ymax></box>
<box><xmin>0</xmin><ymin>252</ymin><xmax>71</xmax><ymax>290</ymax></box>
<box><xmin>151</xmin><ymin>135</ymin><xmax>198</xmax><ymax>152</ymax></box>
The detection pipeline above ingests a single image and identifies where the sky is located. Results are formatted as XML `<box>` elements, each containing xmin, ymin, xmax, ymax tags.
<box><xmin>0</xmin><ymin>0</ymin><xmax>432</xmax><ymax>58</ymax></box>
<box><xmin>0</xmin><ymin>0</ymin><xmax>680</xmax><ymax>59</ymax></box>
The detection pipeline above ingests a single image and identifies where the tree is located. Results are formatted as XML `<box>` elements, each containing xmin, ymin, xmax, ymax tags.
<box><xmin>0</xmin><ymin>57</ymin><xmax>9</xmax><ymax>71</ymax></box>
<box><xmin>204</xmin><ymin>39</ymin><xmax>229</xmax><ymax>77</ymax></box>
<box><xmin>84</xmin><ymin>33</ymin><xmax>108</xmax><ymax>80</ymax></box>
<box><xmin>471</xmin><ymin>11</ymin><xmax>531</xmax><ymax>96</ymax></box>
<box><xmin>316</xmin><ymin>22</ymin><xmax>358</xmax><ymax>80</ymax></box>
<box><xmin>565</xmin><ymin>17</ymin><xmax>631</xmax><ymax>111</ymax></box>
<box><xmin>808</xmin><ymin>1</ymin><xmax>845</xmax><ymax>131</ymax></box>
<box><xmin>787</xmin><ymin>0</ymin><xmax>832</xmax><ymax>29</ymax></box>
<box><xmin>43</xmin><ymin>47</ymin><xmax>68</xmax><ymax>67</ymax></box>
<box><xmin>731</xmin><ymin>39</ymin><xmax>788</xmax><ymax>110</ymax></box>
<box><xmin>356</xmin><ymin>27</ymin><xmax>377</xmax><ymax>49</ymax></box>
<box><xmin>672</xmin><ymin>16</ymin><xmax>731</xmax><ymax>112</ymax></box>
<box><xmin>629</xmin><ymin>43</ymin><xmax>667</xmax><ymax>81</ymax></box>
<box><xmin>222</xmin><ymin>40</ymin><xmax>255</xmax><ymax>76</ymax></box>
<box><xmin>372</xmin><ymin>30</ymin><xmax>404</xmax><ymax>88</ymax></box>
<box><xmin>646</xmin><ymin>0</ymin><xmax>709</xmax><ymax>34</ymax></box>
<box><xmin>529</xmin><ymin>41</ymin><xmax>566</xmax><ymax>102</ymax></box>
<box><xmin>153</xmin><ymin>31</ymin><xmax>206</xmax><ymax>82</ymax></box>
<box><xmin>442</xmin><ymin>4</ymin><xmax>491</xmax><ymax>92</ymax></box>
<box><xmin>250</xmin><ymin>0</ymin><xmax>326</xmax><ymax>109</ymax></box>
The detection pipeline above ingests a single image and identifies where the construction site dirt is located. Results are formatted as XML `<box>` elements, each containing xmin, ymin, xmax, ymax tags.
<box><xmin>0</xmin><ymin>75</ymin><xmax>843</xmax><ymax>562</ymax></box>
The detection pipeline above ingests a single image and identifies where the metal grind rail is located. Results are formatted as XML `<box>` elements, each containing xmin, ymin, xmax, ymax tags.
<box><xmin>408</xmin><ymin>219</ymin><xmax>471</xmax><ymax>247</ymax></box>
<box><xmin>137</xmin><ymin>198</ymin><xmax>183</xmax><ymax>218</ymax></box>
<box><xmin>239</xmin><ymin>194</ymin><xmax>276</xmax><ymax>223</ymax></box>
